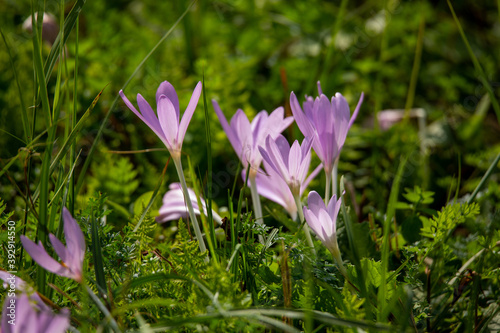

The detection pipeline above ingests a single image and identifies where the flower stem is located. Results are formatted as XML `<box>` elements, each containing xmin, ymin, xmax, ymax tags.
<box><xmin>294</xmin><ymin>194</ymin><xmax>316</xmax><ymax>256</ymax></box>
<box><xmin>325</xmin><ymin>168</ymin><xmax>331</xmax><ymax>205</ymax></box>
<box><xmin>249</xmin><ymin>171</ymin><xmax>265</xmax><ymax>244</ymax></box>
<box><xmin>173</xmin><ymin>156</ymin><xmax>208</xmax><ymax>259</ymax></box>
<box><xmin>329</xmin><ymin>245</ymin><xmax>347</xmax><ymax>278</ymax></box>
<box><xmin>332</xmin><ymin>160</ymin><xmax>338</xmax><ymax>198</ymax></box>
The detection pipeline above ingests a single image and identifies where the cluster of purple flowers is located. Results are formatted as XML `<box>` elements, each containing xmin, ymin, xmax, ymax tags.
<box><xmin>119</xmin><ymin>80</ymin><xmax>363</xmax><ymax>265</ymax></box>
<box><xmin>1</xmin><ymin>80</ymin><xmax>362</xmax><ymax>330</ymax></box>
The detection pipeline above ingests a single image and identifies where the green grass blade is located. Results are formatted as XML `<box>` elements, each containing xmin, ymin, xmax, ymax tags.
<box><xmin>44</xmin><ymin>0</ymin><xmax>87</xmax><ymax>81</ymax></box>
<box><xmin>404</xmin><ymin>13</ymin><xmax>425</xmax><ymax>113</ymax></box>
<box><xmin>90</xmin><ymin>205</ymin><xmax>107</xmax><ymax>295</ymax></box>
<box><xmin>202</xmin><ymin>73</ymin><xmax>217</xmax><ymax>257</ymax></box>
<box><xmin>378</xmin><ymin>156</ymin><xmax>408</xmax><ymax>322</ymax></box>
<box><xmin>447</xmin><ymin>0</ymin><xmax>500</xmax><ymax>124</ymax></box>
<box><xmin>31</xmin><ymin>7</ymin><xmax>52</xmax><ymax>127</ymax></box>
<box><xmin>467</xmin><ymin>152</ymin><xmax>500</xmax><ymax>204</ymax></box>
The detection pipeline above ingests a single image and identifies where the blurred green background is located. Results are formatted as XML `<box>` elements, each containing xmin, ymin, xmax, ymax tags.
<box><xmin>1</xmin><ymin>0</ymin><xmax>499</xmax><ymax>226</ymax></box>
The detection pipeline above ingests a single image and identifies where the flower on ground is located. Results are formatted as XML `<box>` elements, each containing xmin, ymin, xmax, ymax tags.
<box><xmin>258</xmin><ymin>134</ymin><xmax>313</xmax><ymax>197</ymax></box>
<box><xmin>120</xmin><ymin>81</ymin><xmax>202</xmax><ymax>160</ymax></box>
<box><xmin>290</xmin><ymin>82</ymin><xmax>364</xmax><ymax>174</ymax></box>
<box><xmin>248</xmin><ymin>161</ymin><xmax>322</xmax><ymax>221</ymax></box>
<box><xmin>1</xmin><ymin>293</ymin><xmax>69</xmax><ymax>333</ymax></box>
<box><xmin>21</xmin><ymin>208</ymin><xmax>85</xmax><ymax>283</ymax></box>
<box><xmin>156</xmin><ymin>183</ymin><xmax>223</xmax><ymax>225</ymax></box>
<box><xmin>303</xmin><ymin>191</ymin><xmax>342</xmax><ymax>255</ymax></box>
<box><xmin>212</xmin><ymin>100</ymin><xmax>294</xmax><ymax>175</ymax></box>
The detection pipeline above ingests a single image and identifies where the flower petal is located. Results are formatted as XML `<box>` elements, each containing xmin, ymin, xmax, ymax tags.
<box><xmin>157</xmin><ymin>95</ymin><xmax>179</xmax><ymax>149</ymax></box>
<box><xmin>156</xmin><ymin>81</ymin><xmax>180</xmax><ymax>116</ymax></box>
<box><xmin>20</xmin><ymin>236</ymin><xmax>67</xmax><ymax>277</ymax></box>
<box><xmin>178</xmin><ymin>81</ymin><xmax>202</xmax><ymax>146</ymax></box>
<box><xmin>62</xmin><ymin>208</ymin><xmax>85</xmax><ymax>270</ymax></box>
<box><xmin>212</xmin><ymin>100</ymin><xmax>242</xmax><ymax>157</ymax></box>
<box><xmin>306</xmin><ymin>191</ymin><xmax>326</xmax><ymax>219</ymax></box>
<box><xmin>348</xmin><ymin>92</ymin><xmax>364</xmax><ymax>129</ymax></box>
<box><xmin>290</xmin><ymin>92</ymin><xmax>315</xmax><ymax>138</ymax></box>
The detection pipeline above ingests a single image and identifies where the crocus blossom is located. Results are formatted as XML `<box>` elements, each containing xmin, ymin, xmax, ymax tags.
<box><xmin>303</xmin><ymin>191</ymin><xmax>346</xmax><ymax>275</ymax></box>
<box><xmin>258</xmin><ymin>134</ymin><xmax>313</xmax><ymax>197</ymax></box>
<box><xmin>1</xmin><ymin>293</ymin><xmax>69</xmax><ymax>333</ymax></box>
<box><xmin>212</xmin><ymin>100</ymin><xmax>294</xmax><ymax>174</ymax></box>
<box><xmin>249</xmin><ymin>161</ymin><xmax>322</xmax><ymax>221</ymax></box>
<box><xmin>156</xmin><ymin>183</ymin><xmax>223</xmax><ymax>225</ymax></box>
<box><xmin>290</xmin><ymin>82</ymin><xmax>364</xmax><ymax>175</ymax></box>
<box><xmin>21</xmin><ymin>208</ymin><xmax>85</xmax><ymax>283</ymax></box>
<box><xmin>120</xmin><ymin>81</ymin><xmax>202</xmax><ymax>160</ymax></box>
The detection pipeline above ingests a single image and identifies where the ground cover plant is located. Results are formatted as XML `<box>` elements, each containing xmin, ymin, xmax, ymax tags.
<box><xmin>1</xmin><ymin>0</ymin><xmax>500</xmax><ymax>332</ymax></box>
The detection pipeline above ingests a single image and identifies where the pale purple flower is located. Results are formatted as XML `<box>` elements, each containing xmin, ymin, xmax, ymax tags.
<box><xmin>1</xmin><ymin>293</ymin><xmax>69</xmax><ymax>333</ymax></box>
<box><xmin>120</xmin><ymin>81</ymin><xmax>202</xmax><ymax>160</ymax></box>
<box><xmin>248</xmin><ymin>161</ymin><xmax>322</xmax><ymax>221</ymax></box>
<box><xmin>212</xmin><ymin>100</ymin><xmax>294</xmax><ymax>174</ymax></box>
<box><xmin>303</xmin><ymin>191</ymin><xmax>342</xmax><ymax>255</ymax></box>
<box><xmin>290</xmin><ymin>82</ymin><xmax>364</xmax><ymax>174</ymax></box>
<box><xmin>258</xmin><ymin>134</ymin><xmax>313</xmax><ymax>197</ymax></box>
<box><xmin>156</xmin><ymin>183</ymin><xmax>223</xmax><ymax>225</ymax></box>
<box><xmin>21</xmin><ymin>208</ymin><xmax>85</xmax><ymax>283</ymax></box>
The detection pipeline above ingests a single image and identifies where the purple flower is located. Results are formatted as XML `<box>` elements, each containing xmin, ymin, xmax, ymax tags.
<box><xmin>1</xmin><ymin>293</ymin><xmax>69</xmax><ymax>333</ymax></box>
<box><xmin>290</xmin><ymin>82</ymin><xmax>364</xmax><ymax>174</ymax></box>
<box><xmin>156</xmin><ymin>183</ymin><xmax>223</xmax><ymax>225</ymax></box>
<box><xmin>258</xmin><ymin>134</ymin><xmax>313</xmax><ymax>197</ymax></box>
<box><xmin>303</xmin><ymin>191</ymin><xmax>342</xmax><ymax>254</ymax></box>
<box><xmin>120</xmin><ymin>81</ymin><xmax>202</xmax><ymax>160</ymax></box>
<box><xmin>21</xmin><ymin>208</ymin><xmax>85</xmax><ymax>283</ymax></box>
<box><xmin>212</xmin><ymin>100</ymin><xmax>294</xmax><ymax>174</ymax></box>
<box><xmin>249</xmin><ymin>161</ymin><xmax>322</xmax><ymax>221</ymax></box>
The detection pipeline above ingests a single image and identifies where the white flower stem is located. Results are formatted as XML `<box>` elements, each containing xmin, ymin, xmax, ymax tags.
<box><xmin>325</xmin><ymin>169</ymin><xmax>331</xmax><ymax>205</ymax></box>
<box><xmin>329</xmin><ymin>245</ymin><xmax>347</xmax><ymax>278</ymax></box>
<box><xmin>249</xmin><ymin>170</ymin><xmax>265</xmax><ymax>244</ymax></box>
<box><xmin>172</xmin><ymin>156</ymin><xmax>208</xmax><ymax>259</ymax></box>
<box><xmin>331</xmin><ymin>160</ymin><xmax>338</xmax><ymax>199</ymax></box>
<box><xmin>294</xmin><ymin>194</ymin><xmax>316</xmax><ymax>256</ymax></box>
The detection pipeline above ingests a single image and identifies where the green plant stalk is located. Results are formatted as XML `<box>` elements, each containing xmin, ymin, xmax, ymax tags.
<box><xmin>467</xmin><ymin>152</ymin><xmax>500</xmax><ymax>204</ymax></box>
<box><xmin>172</xmin><ymin>156</ymin><xmax>208</xmax><ymax>259</ymax></box>
<box><xmin>91</xmin><ymin>206</ymin><xmax>107</xmax><ymax>294</ymax></box>
<box><xmin>187</xmin><ymin>157</ymin><xmax>218</xmax><ymax>264</ymax></box>
<box><xmin>201</xmin><ymin>74</ymin><xmax>217</xmax><ymax>257</ymax></box>
<box><xmin>70</xmin><ymin>17</ymin><xmax>79</xmax><ymax>215</ymax></box>
<box><xmin>293</xmin><ymin>194</ymin><xmax>316</xmax><ymax>256</ymax></box>
<box><xmin>373</xmin><ymin>0</ymin><xmax>389</xmax><ymax>130</ymax></box>
<box><xmin>447</xmin><ymin>0</ymin><xmax>500</xmax><ymax>125</ymax></box>
<box><xmin>378</xmin><ymin>157</ymin><xmax>407</xmax><ymax>322</ymax></box>
<box><xmin>404</xmin><ymin>14</ymin><xmax>425</xmax><ymax>114</ymax></box>
<box><xmin>249</xmin><ymin>171</ymin><xmax>265</xmax><ymax>244</ymax></box>
<box><xmin>31</xmin><ymin>7</ymin><xmax>52</xmax><ymax>127</ymax></box>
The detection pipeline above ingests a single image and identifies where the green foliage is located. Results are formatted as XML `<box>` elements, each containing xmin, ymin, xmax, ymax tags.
<box><xmin>86</xmin><ymin>152</ymin><xmax>139</xmax><ymax>205</ymax></box>
<box><xmin>421</xmin><ymin>202</ymin><xmax>480</xmax><ymax>240</ymax></box>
